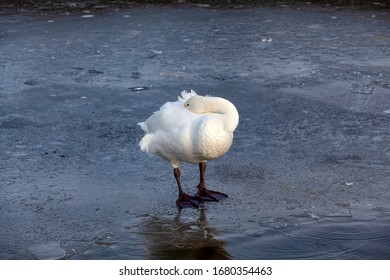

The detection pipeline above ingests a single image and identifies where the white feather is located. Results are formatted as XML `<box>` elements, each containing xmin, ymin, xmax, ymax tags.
<box><xmin>138</xmin><ymin>90</ymin><xmax>239</xmax><ymax>168</ymax></box>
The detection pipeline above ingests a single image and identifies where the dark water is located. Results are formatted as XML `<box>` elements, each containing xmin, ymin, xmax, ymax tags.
<box><xmin>225</xmin><ymin>217</ymin><xmax>390</xmax><ymax>259</ymax></box>
<box><xmin>1</xmin><ymin>0</ymin><xmax>389</xmax><ymax>16</ymax></box>
<box><xmin>70</xmin><ymin>209</ymin><xmax>390</xmax><ymax>260</ymax></box>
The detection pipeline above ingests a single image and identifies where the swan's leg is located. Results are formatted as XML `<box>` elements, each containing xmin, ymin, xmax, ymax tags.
<box><xmin>196</xmin><ymin>162</ymin><xmax>228</xmax><ymax>201</ymax></box>
<box><xmin>174</xmin><ymin>168</ymin><xmax>202</xmax><ymax>208</ymax></box>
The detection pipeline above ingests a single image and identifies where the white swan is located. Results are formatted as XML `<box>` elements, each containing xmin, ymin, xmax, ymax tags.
<box><xmin>138</xmin><ymin>90</ymin><xmax>239</xmax><ymax>208</ymax></box>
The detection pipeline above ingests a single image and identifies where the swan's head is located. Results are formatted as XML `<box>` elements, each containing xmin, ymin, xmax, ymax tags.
<box><xmin>184</xmin><ymin>96</ymin><xmax>208</xmax><ymax>114</ymax></box>
<box><xmin>184</xmin><ymin>95</ymin><xmax>239</xmax><ymax>132</ymax></box>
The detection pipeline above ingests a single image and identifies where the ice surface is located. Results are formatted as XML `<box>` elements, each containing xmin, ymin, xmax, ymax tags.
<box><xmin>28</xmin><ymin>242</ymin><xmax>66</xmax><ymax>260</ymax></box>
<box><xmin>1</xmin><ymin>4</ymin><xmax>389</xmax><ymax>260</ymax></box>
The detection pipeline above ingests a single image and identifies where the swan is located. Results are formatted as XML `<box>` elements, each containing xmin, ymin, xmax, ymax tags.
<box><xmin>138</xmin><ymin>90</ymin><xmax>239</xmax><ymax>208</ymax></box>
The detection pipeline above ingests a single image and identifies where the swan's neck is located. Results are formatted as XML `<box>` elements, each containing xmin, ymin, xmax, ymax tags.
<box><xmin>206</xmin><ymin>97</ymin><xmax>239</xmax><ymax>132</ymax></box>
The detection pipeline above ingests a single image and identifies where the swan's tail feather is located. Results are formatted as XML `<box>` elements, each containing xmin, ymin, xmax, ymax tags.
<box><xmin>178</xmin><ymin>89</ymin><xmax>198</xmax><ymax>102</ymax></box>
<box><xmin>139</xmin><ymin>134</ymin><xmax>154</xmax><ymax>153</ymax></box>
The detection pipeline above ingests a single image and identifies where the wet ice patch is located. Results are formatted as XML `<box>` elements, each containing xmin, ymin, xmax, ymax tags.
<box><xmin>28</xmin><ymin>242</ymin><xmax>66</xmax><ymax>260</ymax></box>
<box><xmin>94</xmin><ymin>232</ymin><xmax>117</xmax><ymax>246</ymax></box>
<box><xmin>131</xmin><ymin>72</ymin><xmax>142</xmax><ymax>79</ymax></box>
<box><xmin>308</xmin><ymin>24</ymin><xmax>322</xmax><ymax>29</ymax></box>
<box><xmin>350</xmin><ymin>83</ymin><xmax>374</xmax><ymax>95</ymax></box>
<box><xmin>24</xmin><ymin>80</ymin><xmax>39</xmax><ymax>86</ymax></box>
<box><xmin>258</xmin><ymin>216</ymin><xmax>288</xmax><ymax>229</ymax></box>
<box><xmin>0</xmin><ymin>114</ymin><xmax>34</xmax><ymax>128</ymax></box>
<box><xmin>226</xmin><ymin>215</ymin><xmax>390</xmax><ymax>259</ymax></box>
<box><xmin>88</xmin><ymin>69</ymin><xmax>104</xmax><ymax>75</ymax></box>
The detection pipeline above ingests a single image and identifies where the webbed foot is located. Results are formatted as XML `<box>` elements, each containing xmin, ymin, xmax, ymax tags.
<box><xmin>176</xmin><ymin>193</ymin><xmax>203</xmax><ymax>208</ymax></box>
<box><xmin>196</xmin><ymin>188</ymin><xmax>228</xmax><ymax>201</ymax></box>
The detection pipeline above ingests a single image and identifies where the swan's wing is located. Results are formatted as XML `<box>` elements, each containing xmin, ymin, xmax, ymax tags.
<box><xmin>178</xmin><ymin>89</ymin><xmax>198</xmax><ymax>103</ymax></box>
<box><xmin>138</xmin><ymin>90</ymin><xmax>201</xmax><ymax>157</ymax></box>
<box><xmin>138</xmin><ymin>99</ymin><xmax>202</xmax><ymax>160</ymax></box>
<box><xmin>142</xmin><ymin>89</ymin><xmax>198</xmax><ymax>133</ymax></box>
<box><xmin>140</xmin><ymin>99</ymin><xmax>197</xmax><ymax>134</ymax></box>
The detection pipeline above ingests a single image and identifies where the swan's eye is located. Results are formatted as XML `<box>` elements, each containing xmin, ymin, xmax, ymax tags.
<box><xmin>185</xmin><ymin>103</ymin><xmax>189</xmax><ymax>107</ymax></box>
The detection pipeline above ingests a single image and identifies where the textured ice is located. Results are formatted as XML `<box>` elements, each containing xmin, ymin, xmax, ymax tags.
<box><xmin>28</xmin><ymin>242</ymin><xmax>66</xmax><ymax>260</ymax></box>
<box><xmin>1</xmin><ymin>4</ymin><xmax>389</xmax><ymax>260</ymax></box>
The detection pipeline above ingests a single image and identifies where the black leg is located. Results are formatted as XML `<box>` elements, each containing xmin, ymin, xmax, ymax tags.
<box><xmin>198</xmin><ymin>161</ymin><xmax>206</xmax><ymax>193</ymax></box>
<box><xmin>174</xmin><ymin>168</ymin><xmax>202</xmax><ymax>208</ymax></box>
<box><xmin>174</xmin><ymin>168</ymin><xmax>184</xmax><ymax>196</ymax></box>
<box><xmin>196</xmin><ymin>162</ymin><xmax>228</xmax><ymax>201</ymax></box>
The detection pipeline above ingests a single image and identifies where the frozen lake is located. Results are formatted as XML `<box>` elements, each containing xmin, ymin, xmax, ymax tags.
<box><xmin>1</xmin><ymin>4</ymin><xmax>390</xmax><ymax>259</ymax></box>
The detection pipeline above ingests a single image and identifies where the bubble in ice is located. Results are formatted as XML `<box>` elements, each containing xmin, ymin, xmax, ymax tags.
<box><xmin>129</xmin><ymin>86</ymin><xmax>150</xmax><ymax>92</ymax></box>
<box><xmin>261</xmin><ymin>38</ymin><xmax>273</xmax><ymax>43</ymax></box>
<box><xmin>81</xmin><ymin>15</ymin><xmax>95</xmax><ymax>18</ymax></box>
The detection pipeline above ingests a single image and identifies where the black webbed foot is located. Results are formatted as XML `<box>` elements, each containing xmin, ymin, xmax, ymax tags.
<box><xmin>196</xmin><ymin>188</ymin><xmax>228</xmax><ymax>201</ymax></box>
<box><xmin>176</xmin><ymin>193</ymin><xmax>203</xmax><ymax>208</ymax></box>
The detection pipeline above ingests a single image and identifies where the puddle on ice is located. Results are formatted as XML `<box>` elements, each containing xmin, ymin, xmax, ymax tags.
<box><xmin>135</xmin><ymin>211</ymin><xmax>232</xmax><ymax>260</ymax></box>
<box><xmin>72</xmin><ymin>209</ymin><xmax>390</xmax><ymax>260</ymax></box>
<box><xmin>73</xmin><ymin>210</ymin><xmax>231</xmax><ymax>260</ymax></box>
<box><xmin>224</xmin><ymin>216</ymin><xmax>390</xmax><ymax>259</ymax></box>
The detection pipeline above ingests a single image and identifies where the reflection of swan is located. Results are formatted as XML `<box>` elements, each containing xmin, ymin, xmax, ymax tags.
<box><xmin>138</xmin><ymin>90</ymin><xmax>239</xmax><ymax>208</ymax></box>
<box><xmin>140</xmin><ymin>208</ymin><xmax>231</xmax><ymax>260</ymax></box>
